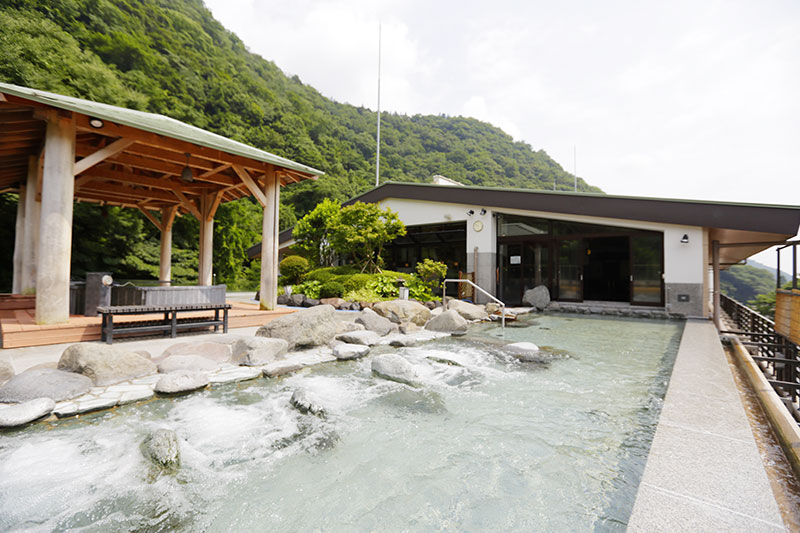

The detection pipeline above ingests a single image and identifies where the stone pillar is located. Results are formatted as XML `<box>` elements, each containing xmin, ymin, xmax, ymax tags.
<box><xmin>260</xmin><ymin>167</ymin><xmax>280</xmax><ymax>310</ymax></box>
<box><xmin>35</xmin><ymin>113</ymin><xmax>76</xmax><ymax>324</ymax></box>
<box><xmin>20</xmin><ymin>156</ymin><xmax>40</xmax><ymax>294</ymax></box>
<box><xmin>159</xmin><ymin>206</ymin><xmax>177</xmax><ymax>286</ymax></box>
<box><xmin>198</xmin><ymin>194</ymin><xmax>214</xmax><ymax>286</ymax></box>
<box><xmin>12</xmin><ymin>183</ymin><xmax>26</xmax><ymax>294</ymax></box>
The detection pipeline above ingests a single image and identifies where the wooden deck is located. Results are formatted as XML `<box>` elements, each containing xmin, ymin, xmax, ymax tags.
<box><xmin>0</xmin><ymin>301</ymin><xmax>294</xmax><ymax>349</ymax></box>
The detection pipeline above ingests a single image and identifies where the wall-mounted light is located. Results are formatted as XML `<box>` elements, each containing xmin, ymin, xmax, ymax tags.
<box><xmin>180</xmin><ymin>153</ymin><xmax>194</xmax><ymax>183</ymax></box>
<box><xmin>467</xmin><ymin>209</ymin><xmax>475</xmax><ymax>216</ymax></box>
<box><xmin>89</xmin><ymin>117</ymin><xmax>104</xmax><ymax>128</ymax></box>
<box><xmin>479</xmin><ymin>208</ymin><xmax>487</xmax><ymax>216</ymax></box>
<box><xmin>680</xmin><ymin>234</ymin><xmax>689</xmax><ymax>244</ymax></box>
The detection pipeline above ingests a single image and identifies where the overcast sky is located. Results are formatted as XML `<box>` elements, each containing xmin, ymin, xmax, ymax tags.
<box><xmin>204</xmin><ymin>0</ymin><xmax>799</xmax><ymax>269</ymax></box>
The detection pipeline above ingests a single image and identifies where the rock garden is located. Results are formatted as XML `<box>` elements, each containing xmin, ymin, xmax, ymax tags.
<box><xmin>0</xmin><ymin>298</ymin><xmax>533</xmax><ymax>433</ymax></box>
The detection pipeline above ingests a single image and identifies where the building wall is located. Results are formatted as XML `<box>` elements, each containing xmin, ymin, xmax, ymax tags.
<box><xmin>378</xmin><ymin>198</ymin><xmax>707</xmax><ymax>314</ymax></box>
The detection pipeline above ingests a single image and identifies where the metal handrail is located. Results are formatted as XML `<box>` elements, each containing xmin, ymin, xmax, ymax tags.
<box><xmin>443</xmin><ymin>278</ymin><xmax>506</xmax><ymax>329</ymax></box>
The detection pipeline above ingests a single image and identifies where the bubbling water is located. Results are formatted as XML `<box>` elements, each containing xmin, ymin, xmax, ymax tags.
<box><xmin>0</xmin><ymin>314</ymin><xmax>683</xmax><ymax>532</ymax></box>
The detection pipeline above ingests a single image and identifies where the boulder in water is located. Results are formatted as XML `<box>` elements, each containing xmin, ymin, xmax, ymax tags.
<box><xmin>371</xmin><ymin>354</ymin><xmax>419</xmax><ymax>386</ymax></box>
<box><xmin>157</xmin><ymin>355</ymin><xmax>219</xmax><ymax>374</ymax></box>
<box><xmin>158</xmin><ymin>341</ymin><xmax>232</xmax><ymax>363</ymax></box>
<box><xmin>142</xmin><ymin>428</ymin><xmax>180</xmax><ymax>470</ymax></box>
<box><xmin>355</xmin><ymin>308</ymin><xmax>398</xmax><ymax>336</ymax></box>
<box><xmin>0</xmin><ymin>398</ymin><xmax>55</xmax><ymax>427</ymax></box>
<box><xmin>0</xmin><ymin>368</ymin><xmax>92</xmax><ymax>403</ymax></box>
<box><xmin>256</xmin><ymin>305</ymin><xmax>338</xmax><ymax>350</ymax></box>
<box><xmin>332</xmin><ymin>343</ymin><xmax>370</xmax><ymax>360</ymax></box>
<box><xmin>336</xmin><ymin>330</ymin><xmax>380</xmax><ymax>346</ymax></box>
<box><xmin>505</xmin><ymin>342</ymin><xmax>541</xmax><ymax>362</ymax></box>
<box><xmin>425</xmin><ymin>310</ymin><xmax>468</xmax><ymax>335</ymax></box>
<box><xmin>290</xmin><ymin>389</ymin><xmax>326</xmax><ymax>417</ymax></box>
<box><xmin>446</xmin><ymin>300</ymin><xmax>488</xmax><ymax>321</ymax></box>
<box><xmin>59</xmin><ymin>344</ymin><xmax>157</xmax><ymax>386</ymax></box>
<box><xmin>372</xmin><ymin>300</ymin><xmax>431</xmax><ymax>326</ymax></box>
<box><xmin>522</xmin><ymin>286</ymin><xmax>550</xmax><ymax>309</ymax></box>
<box><xmin>231</xmin><ymin>337</ymin><xmax>289</xmax><ymax>366</ymax></box>
<box><xmin>0</xmin><ymin>360</ymin><xmax>13</xmax><ymax>386</ymax></box>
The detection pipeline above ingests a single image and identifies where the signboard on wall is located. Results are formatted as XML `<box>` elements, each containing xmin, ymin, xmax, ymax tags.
<box><xmin>510</xmin><ymin>256</ymin><xmax>521</xmax><ymax>265</ymax></box>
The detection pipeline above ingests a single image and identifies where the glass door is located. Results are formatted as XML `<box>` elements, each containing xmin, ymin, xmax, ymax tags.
<box><xmin>630</xmin><ymin>234</ymin><xmax>664</xmax><ymax>305</ymax></box>
<box><xmin>557</xmin><ymin>239</ymin><xmax>583</xmax><ymax>301</ymax></box>
<box><xmin>499</xmin><ymin>243</ymin><xmax>523</xmax><ymax>303</ymax></box>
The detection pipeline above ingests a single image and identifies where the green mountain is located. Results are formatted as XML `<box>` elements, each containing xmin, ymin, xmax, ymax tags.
<box><xmin>0</xmin><ymin>0</ymin><xmax>601</xmax><ymax>291</ymax></box>
<box><xmin>720</xmin><ymin>264</ymin><xmax>777</xmax><ymax>305</ymax></box>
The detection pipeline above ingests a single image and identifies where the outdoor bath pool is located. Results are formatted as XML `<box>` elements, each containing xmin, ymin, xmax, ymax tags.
<box><xmin>0</xmin><ymin>314</ymin><xmax>684</xmax><ymax>531</ymax></box>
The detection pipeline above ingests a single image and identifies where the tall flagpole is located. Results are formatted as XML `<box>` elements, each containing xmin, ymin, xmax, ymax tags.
<box><xmin>375</xmin><ymin>23</ymin><xmax>382</xmax><ymax>188</ymax></box>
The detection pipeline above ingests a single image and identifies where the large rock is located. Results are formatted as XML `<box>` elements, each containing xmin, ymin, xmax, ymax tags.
<box><xmin>372</xmin><ymin>300</ymin><xmax>431</xmax><ymax>326</ymax></box>
<box><xmin>371</xmin><ymin>354</ymin><xmax>419</xmax><ymax>386</ymax></box>
<box><xmin>446</xmin><ymin>300</ymin><xmax>488</xmax><ymax>321</ymax></box>
<box><xmin>0</xmin><ymin>398</ymin><xmax>55</xmax><ymax>427</ymax></box>
<box><xmin>154</xmin><ymin>371</ymin><xmax>209</xmax><ymax>394</ymax></box>
<box><xmin>504</xmin><ymin>342</ymin><xmax>541</xmax><ymax>362</ymax></box>
<box><xmin>256</xmin><ymin>305</ymin><xmax>338</xmax><ymax>350</ymax></box>
<box><xmin>320</xmin><ymin>297</ymin><xmax>347</xmax><ymax>308</ymax></box>
<box><xmin>289</xmin><ymin>294</ymin><xmax>305</xmax><ymax>307</ymax></box>
<box><xmin>290</xmin><ymin>389</ymin><xmax>326</xmax><ymax>417</ymax></box>
<box><xmin>336</xmin><ymin>330</ymin><xmax>380</xmax><ymax>346</ymax></box>
<box><xmin>59</xmin><ymin>344</ymin><xmax>157</xmax><ymax>386</ymax></box>
<box><xmin>142</xmin><ymin>429</ymin><xmax>180</xmax><ymax>470</ymax></box>
<box><xmin>0</xmin><ymin>368</ymin><xmax>92</xmax><ymax>403</ymax></box>
<box><xmin>522</xmin><ymin>285</ymin><xmax>550</xmax><ymax>309</ymax></box>
<box><xmin>0</xmin><ymin>360</ymin><xmax>14</xmax><ymax>386</ymax></box>
<box><xmin>332</xmin><ymin>343</ymin><xmax>370</xmax><ymax>360</ymax></box>
<box><xmin>355</xmin><ymin>308</ymin><xmax>398</xmax><ymax>336</ymax></box>
<box><xmin>231</xmin><ymin>337</ymin><xmax>289</xmax><ymax>366</ymax></box>
<box><xmin>159</xmin><ymin>341</ymin><xmax>232</xmax><ymax>363</ymax></box>
<box><xmin>425</xmin><ymin>309</ymin><xmax>468</xmax><ymax>335</ymax></box>
<box><xmin>335</xmin><ymin>320</ymin><xmax>365</xmax><ymax>335</ymax></box>
<box><xmin>157</xmin><ymin>355</ymin><xmax>220</xmax><ymax>374</ymax></box>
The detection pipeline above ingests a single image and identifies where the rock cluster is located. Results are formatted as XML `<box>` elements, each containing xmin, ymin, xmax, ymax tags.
<box><xmin>58</xmin><ymin>344</ymin><xmax>157</xmax><ymax>386</ymax></box>
<box><xmin>0</xmin><ymin>368</ymin><xmax>92</xmax><ymax>403</ymax></box>
<box><xmin>256</xmin><ymin>305</ymin><xmax>338</xmax><ymax>349</ymax></box>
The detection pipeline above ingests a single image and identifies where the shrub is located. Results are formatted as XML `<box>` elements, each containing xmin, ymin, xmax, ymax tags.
<box><xmin>408</xmin><ymin>276</ymin><xmax>435</xmax><ymax>302</ymax></box>
<box><xmin>416</xmin><ymin>259</ymin><xmax>447</xmax><ymax>290</ymax></box>
<box><xmin>304</xmin><ymin>267</ymin><xmax>337</xmax><ymax>283</ymax></box>
<box><xmin>279</xmin><ymin>255</ymin><xmax>309</xmax><ymax>285</ymax></box>
<box><xmin>293</xmin><ymin>280</ymin><xmax>322</xmax><ymax>299</ymax></box>
<box><xmin>343</xmin><ymin>287</ymin><xmax>383</xmax><ymax>303</ymax></box>
<box><xmin>343</xmin><ymin>273</ymin><xmax>373</xmax><ymax>293</ymax></box>
<box><xmin>367</xmin><ymin>274</ymin><xmax>399</xmax><ymax>298</ymax></box>
<box><xmin>319</xmin><ymin>280</ymin><xmax>345</xmax><ymax>299</ymax></box>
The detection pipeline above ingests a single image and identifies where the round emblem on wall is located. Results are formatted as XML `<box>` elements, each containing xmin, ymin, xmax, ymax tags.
<box><xmin>473</xmin><ymin>220</ymin><xmax>484</xmax><ymax>232</ymax></box>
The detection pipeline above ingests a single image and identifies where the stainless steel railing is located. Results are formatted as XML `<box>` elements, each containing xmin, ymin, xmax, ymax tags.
<box><xmin>443</xmin><ymin>278</ymin><xmax>506</xmax><ymax>329</ymax></box>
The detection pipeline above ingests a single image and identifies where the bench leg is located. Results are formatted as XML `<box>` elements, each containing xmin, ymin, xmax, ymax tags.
<box><xmin>107</xmin><ymin>314</ymin><xmax>114</xmax><ymax>344</ymax></box>
<box><xmin>171</xmin><ymin>311</ymin><xmax>177</xmax><ymax>338</ymax></box>
<box><xmin>101</xmin><ymin>314</ymin><xmax>107</xmax><ymax>343</ymax></box>
<box><xmin>214</xmin><ymin>309</ymin><xmax>220</xmax><ymax>332</ymax></box>
<box><xmin>223</xmin><ymin>308</ymin><xmax>229</xmax><ymax>334</ymax></box>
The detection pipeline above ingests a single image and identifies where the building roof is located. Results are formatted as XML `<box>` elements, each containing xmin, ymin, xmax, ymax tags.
<box><xmin>248</xmin><ymin>181</ymin><xmax>800</xmax><ymax>260</ymax></box>
<box><xmin>0</xmin><ymin>82</ymin><xmax>323</xmax><ymax>177</ymax></box>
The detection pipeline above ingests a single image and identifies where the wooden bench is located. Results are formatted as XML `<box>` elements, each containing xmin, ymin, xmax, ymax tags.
<box><xmin>97</xmin><ymin>303</ymin><xmax>231</xmax><ymax>344</ymax></box>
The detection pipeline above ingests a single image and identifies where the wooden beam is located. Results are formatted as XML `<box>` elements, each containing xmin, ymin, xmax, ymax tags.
<box><xmin>73</xmin><ymin>137</ymin><xmax>134</xmax><ymax>176</ymax></box>
<box><xmin>173</xmin><ymin>189</ymin><xmax>201</xmax><ymax>220</ymax></box>
<box><xmin>74</xmin><ymin>145</ymin><xmax>184</xmax><ymax>176</ymax></box>
<box><xmin>207</xmin><ymin>190</ymin><xmax>224</xmax><ymax>222</ymax></box>
<box><xmin>74</xmin><ymin>175</ymin><xmax>95</xmax><ymax>188</ymax></box>
<box><xmin>199</xmin><ymin>163</ymin><xmax>231</xmax><ymax>179</ymax></box>
<box><xmin>78</xmin><ymin>182</ymin><xmax>180</xmax><ymax>203</ymax></box>
<box><xmin>81</xmin><ymin>166</ymin><xmax>209</xmax><ymax>194</ymax></box>
<box><xmin>232</xmin><ymin>164</ymin><xmax>267</xmax><ymax>207</ymax></box>
<box><xmin>137</xmin><ymin>204</ymin><xmax>162</xmax><ymax>229</ymax></box>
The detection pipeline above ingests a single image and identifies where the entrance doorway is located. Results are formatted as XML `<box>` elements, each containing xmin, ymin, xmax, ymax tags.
<box><xmin>583</xmin><ymin>237</ymin><xmax>630</xmax><ymax>302</ymax></box>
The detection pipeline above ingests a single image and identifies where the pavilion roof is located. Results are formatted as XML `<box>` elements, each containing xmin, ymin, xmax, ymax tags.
<box><xmin>0</xmin><ymin>82</ymin><xmax>323</xmax><ymax>215</ymax></box>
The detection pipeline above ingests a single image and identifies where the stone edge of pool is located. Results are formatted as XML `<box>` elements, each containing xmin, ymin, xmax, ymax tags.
<box><xmin>627</xmin><ymin>319</ymin><xmax>785</xmax><ymax>531</ymax></box>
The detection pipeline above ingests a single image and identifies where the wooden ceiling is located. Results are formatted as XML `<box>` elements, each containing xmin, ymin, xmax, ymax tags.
<box><xmin>0</xmin><ymin>94</ymin><xmax>316</xmax><ymax>218</ymax></box>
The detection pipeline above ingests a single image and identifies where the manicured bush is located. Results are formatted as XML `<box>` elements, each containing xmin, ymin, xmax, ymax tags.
<box><xmin>343</xmin><ymin>287</ymin><xmax>382</xmax><ymax>303</ymax></box>
<box><xmin>343</xmin><ymin>273</ymin><xmax>373</xmax><ymax>293</ymax></box>
<box><xmin>367</xmin><ymin>274</ymin><xmax>399</xmax><ymax>298</ymax></box>
<box><xmin>279</xmin><ymin>255</ymin><xmax>309</xmax><ymax>285</ymax></box>
<box><xmin>319</xmin><ymin>280</ymin><xmax>345</xmax><ymax>299</ymax></box>
<box><xmin>293</xmin><ymin>280</ymin><xmax>322</xmax><ymax>299</ymax></box>
<box><xmin>304</xmin><ymin>267</ymin><xmax>337</xmax><ymax>283</ymax></box>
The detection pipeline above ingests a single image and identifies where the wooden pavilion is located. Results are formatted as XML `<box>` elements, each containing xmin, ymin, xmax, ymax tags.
<box><xmin>0</xmin><ymin>82</ymin><xmax>323</xmax><ymax>329</ymax></box>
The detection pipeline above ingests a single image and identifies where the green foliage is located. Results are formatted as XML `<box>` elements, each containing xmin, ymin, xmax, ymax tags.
<box><xmin>366</xmin><ymin>275</ymin><xmax>400</xmax><ymax>298</ymax></box>
<box><xmin>331</xmin><ymin>203</ymin><xmax>406</xmax><ymax>273</ymax></box>
<box><xmin>279</xmin><ymin>255</ymin><xmax>309</xmax><ymax>285</ymax></box>
<box><xmin>0</xmin><ymin>0</ymin><xmax>602</xmax><ymax>291</ymax></box>
<box><xmin>720</xmin><ymin>264</ymin><xmax>777</xmax><ymax>304</ymax></box>
<box><xmin>293</xmin><ymin>279</ymin><xmax>321</xmax><ymax>299</ymax></box>
<box><xmin>343</xmin><ymin>287</ymin><xmax>382</xmax><ymax>303</ymax></box>
<box><xmin>292</xmin><ymin>198</ymin><xmax>341</xmax><ymax>267</ymax></box>
<box><xmin>303</xmin><ymin>267</ymin><xmax>337</xmax><ymax>283</ymax></box>
<box><xmin>319</xmin><ymin>280</ymin><xmax>345</xmax><ymax>299</ymax></box>
<box><xmin>416</xmin><ymin>258</ymin><xmax>447</xmax><ymax>290</ymax></box>
<box><xmin>343</xmin><ymin>273</ymin><xmax>373</xmax><ymax>293</ymax></box>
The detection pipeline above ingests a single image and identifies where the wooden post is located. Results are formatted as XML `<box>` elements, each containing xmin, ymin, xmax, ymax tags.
<box><xmin>198</xmin><ymin>193</ymin><xmax>214</xmax><ymax>286</ymax></box>
<box><xmin>35</xmin><ymin>113</ymin><xmax>76</xmax><ymax>324</ymax></box>
<box><xmin>20</xmin><ymin>155</ymin><xmax>41</xmax><ymax>295</ymax></box>
<box><xmin>159</xmin><ymin>206</ymin><xmax>177</xmax><ymax>286</ymax></box>
<box><xmin>12</xmin><ymin>183</ymin><xmax>26</xmax><ymax>294</ymax></box>
<box><xmin>260</xmin><ymin>166</ymin><xmax>280</xmax><ymax>310</ymax></box>
<box><xmin>712</xmin><ymin>240</ymin><xmax>721</xmax><ymax>330</ymax></box>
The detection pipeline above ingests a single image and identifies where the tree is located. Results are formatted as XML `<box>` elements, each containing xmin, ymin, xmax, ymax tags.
<box><xmin>292</xmin><ymin>198</ymin><xmax>341</xmax><ymax>267</ymax></box>
<box><xmin>331</xmin><ymin>202</ymin><xmax>406</xmax><ymax>273</ymax></box>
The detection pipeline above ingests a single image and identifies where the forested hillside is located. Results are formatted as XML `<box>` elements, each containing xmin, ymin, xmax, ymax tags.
<box><xmin>720</xmin><ymin>264</ymin><xmax>777</xmax><ymax>304</ymax></box>
<box><xmin>0</xmin><ymin>0</ymin><xmax>600</xmax><ymax>291</ymax></box>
